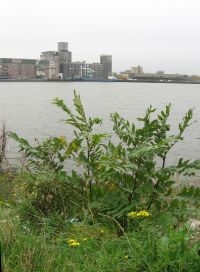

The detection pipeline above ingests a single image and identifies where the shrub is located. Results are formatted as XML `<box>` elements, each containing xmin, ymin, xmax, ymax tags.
<box><xmin>9</xmin><ymin>91</ymin><xmax>200</xmax><ymax>231</ymax></box>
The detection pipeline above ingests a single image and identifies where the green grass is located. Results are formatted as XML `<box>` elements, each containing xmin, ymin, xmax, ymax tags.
<box><xmin>1</xmin><ymin>206</ymin><xmax>200</xmax><ymax>272</ymax></box>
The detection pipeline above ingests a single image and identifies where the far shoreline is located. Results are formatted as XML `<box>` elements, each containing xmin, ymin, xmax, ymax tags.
<box><xmin>1</xmin><ymin>79</ymin><xmax>200</xmax><ymax>84</ymax></box>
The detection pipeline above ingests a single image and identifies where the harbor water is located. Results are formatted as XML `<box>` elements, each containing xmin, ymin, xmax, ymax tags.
<box><xmin>0</xmin><ymin>81</ymin><xmax>200</xmax><ymax>167</ymax></box>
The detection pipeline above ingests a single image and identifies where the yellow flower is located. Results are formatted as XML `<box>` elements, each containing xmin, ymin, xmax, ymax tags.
<box><xmin>136</xmin><ymin>210</ymin><xmax>150</xmax><ymax>217</ymax></box>
<box><xmin>67</xmin><ymin>239</ymin><xmax>76</xmax><ymax>244</ymax></box>
<box><xmin>67</xmin><ymin>239</ymin><xmax>80</xmax><ymax>247</ymax></box>
<box><xmin>127</xmin><ymin>211</ymin><xmax>137</xmax><ymax>218</ymax></box>
<box><xmin>69</xmin><ymin>242</ymin><xmax>80</xmax><ymax>247</ymax></box>
<box><xmin>127</xmin><ymin>210</ymin><xmax>150</xmax><ymax>218</ymax></box>
<box><xmin>124</xmin><ymin>255</ymin><xmax>129</xmax><ymax>260</ymax></box>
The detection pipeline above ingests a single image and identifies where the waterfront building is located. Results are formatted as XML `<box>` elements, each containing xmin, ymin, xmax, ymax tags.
<box><xmin>61</xmin><ymin>61</ymin><xmax>104</xmax><ymax>80</ymax></box>
<box><xmin>88</xmin><ymin>63</ymin><xmax>104</xmax><ymax>79</ymax></box>
<box><xmin>128</xmin><ymin>71</ymin><xmax>188</xmax><ymax>81</ymax></box>
<box><xmin>131</xmin><ymin>65</ymin><xmax>143</xmax><ymax>74</ymax></box>
<box><xmin>36</xmin><ymin>60</ymin><xmax>49</xmax><ymax>79</ymax></box>
<box><xmin>117</xmin><ymin>73</ymin><xmax>129</xmax><ymax>80</ymax></box>
<box><xmin>121</xmin><ymin>65</ymin><xmax>144</xmax><ymax>79</ymax></box>
<box><xmin>157</xmin><ymin>71</ymin><xmax>165</xmax><ymax>76</ymax></box>
<box><xmin>0</xmin><ymin>58</ymin><xmax>36</xmax><ymax>80</ymax></box>
<box><xmin>40</xmin><ymin>42</ymin><xmax>72</xmax><ymax>79</ymax></box>
<box><xmin>59</xmin><ymin>47</ymin><xmax>111</xmax><ymax>80</ymax></box>
<box><xmin>58</xmin><ymin>42</ymin><xmax>72</xmax><ymax>64</ymax></box>
<box><xmin>40</xmin><ymin>51</ymin><xmax>57</xmax><ymax>61</ymax></box>
<box><xmin>100</xmin><ymin>54</ymin><xmax>112</xmax><ymax>79</ymax></box>
<box><xmin>119</xmin><ymin>65</ymin><xmax>189</xmax><ymax>81</ymax></box>
<box><xmin>60</xmin><ymin>61</ymin><xmax>90</xmax><ymax>80</ymax></box>
<box><xmin>0</xmin><ymin>42</ymin><xmax>114</xmax><ymax>80</ymax></box>
<box><xmin>40</xmin><ymin>51</ymin><xmax>60</xmax><ymax>79</ymax></box>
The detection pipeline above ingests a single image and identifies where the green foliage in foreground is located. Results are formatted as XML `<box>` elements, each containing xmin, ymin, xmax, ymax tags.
<box><xmin>1</xmin><ymin>90</ymin><xmax>200</xmax><ymax>271</ymax></box>
<box><xmin>9</xmin><ymin>91</ymin><xmax>200</xmax><ymax>226</ymax></box>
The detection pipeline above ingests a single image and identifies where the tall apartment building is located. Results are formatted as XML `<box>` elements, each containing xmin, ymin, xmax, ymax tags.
<box><xmin>0</xmin><ymin>58</ymin><xmax>36</xmax><ymax>80</ymax></box>
<box><xmin>100</xmin><ymin>54</ymin><xmax>112</xmax><ymax>79</ymax></box>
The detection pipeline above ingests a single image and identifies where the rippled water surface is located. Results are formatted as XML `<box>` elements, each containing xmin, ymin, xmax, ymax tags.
<box><xmin>0</xmin><ymin>81</ymin><xmax>200</xmax><ymax>165</ymax></box>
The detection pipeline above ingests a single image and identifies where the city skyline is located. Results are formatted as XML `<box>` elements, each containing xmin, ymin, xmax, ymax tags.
<box><xmin>0</xmin><ymin>41</ymin><xmax>193</xmax><ymax>79</ymax></box>
<box><xmin>0</xmin><ymin>41</ymin><xmax>197</xmax><ymax>75</ymax></box>
<box><xmin>1</xmin><ymin>0</ymin><xmax>200</xmax><ymax>75</ymax></box>
<box><xmin>0</xmin><ymin>42</ymin><xmax>113</xmax><ymax>80</ymax></box>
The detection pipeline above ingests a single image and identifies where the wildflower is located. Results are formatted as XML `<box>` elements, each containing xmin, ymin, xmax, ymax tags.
<box><xmin>127</xmin><ymin>211</ymin><xmax>137</xmax><ymax>218</ymax></box>
<box><xmin>136</xmin><ymin>210</ymin><xmax>150</xmax><ymax>217</ymax></box>
<box><xmin>67</xmin><ymin>239</ymin><xmax>76</xmax><ymax>244</ymax></box>
<box><xmin>67</xmin><ymin>239</ymin><xmax>80</xmax><ymax>247</ymax></box>
<box><xmin>69</xmin><ymin>242</ymin><xmax>80</xmax><ymax>247</ymax></box>
<box><xmin>127</xmin><ymin>210</ymin><xmax>150</xmax><ymax>218</ymax></box>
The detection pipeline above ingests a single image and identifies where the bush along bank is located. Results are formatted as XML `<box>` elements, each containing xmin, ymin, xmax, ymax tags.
<box><xmin>1</xmin><ymin>90</ymin><xmax>200</xmax><ymax>271</ymax></box>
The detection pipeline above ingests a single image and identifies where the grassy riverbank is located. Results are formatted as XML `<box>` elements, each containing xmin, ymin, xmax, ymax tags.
<box><xmin>1</xmin><ymin>91</ymin><xmax>200</xmax><ymax>271</ymax></box>
<box><xmin>1</xmin><ymin>202</ymin><xmax>200</xmax><ymax>272</ymax></box>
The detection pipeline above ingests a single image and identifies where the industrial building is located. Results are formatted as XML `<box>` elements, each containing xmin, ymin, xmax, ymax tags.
<box><xmin>39</xmin><ymin>42</ymin><xmax>112</xmax><ymax>80</ymax></box>
<box><xmin>0</xmin><ymin>42</ymin><xmax>194</xmax><ymax>82</ymax></box>
<box><xmin>88</xmin><ymin>63</ymin><xmax>104</xmax><ymax>79</ymax></box>
<box><xmin>40</xmin><ymin>51</ymin><xmax>60</xmax><ymax>79</ymax></box>
<box><xmin>119</xmin><ymin>66</ymin><xmax>189</xmax><ymax>81</ymax></box>
<box><xmin>36</xmin><ymin>60</ymin><xmax>49</xmax><ymax>79</ymax></box>
<box><xmin>60</xmin><ymin>61</ymin><xmax>88</xmax><ymax>80</ymax></box>
<box><xmin>0</xmin><ymin>42</ymin><xmax>113</xmax><ymax>80</ymax></box>
<box><xmin>58</xmin><ymin>42</ymin><xmax>72</xmax><ymax>64</ymax></box>
<box><xmin>100</xmin><ymin>54</ymin><xmax>112</xmax><ymax>79</ymax></box>
<box><xmin>0</xmin><ymin>58</ymin><xmax>37</xmax><ymax>80</ymax></box>
<box><xmin>38</xmin><ymin>42</ymin><xmax>72</xmax><ymax>79</ymax></box>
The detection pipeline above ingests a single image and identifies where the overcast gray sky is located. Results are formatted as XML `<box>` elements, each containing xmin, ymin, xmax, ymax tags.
<box><xmin>1</xmin><ymin>0</ymin><xmax>200</xmax><ymax>74</ymax></box>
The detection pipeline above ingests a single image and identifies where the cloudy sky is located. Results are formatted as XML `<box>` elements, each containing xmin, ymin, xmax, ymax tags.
<box><xmin>1</xmin><ymin>0</ymin><xmax>200</xmax><ymax>74</ymax></box>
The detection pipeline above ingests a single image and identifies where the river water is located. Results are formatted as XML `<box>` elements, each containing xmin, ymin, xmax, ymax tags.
<box><xmin>0</xmin><ymin>81</ymin><xmax>200</xmax><ymax>166</ymax></box>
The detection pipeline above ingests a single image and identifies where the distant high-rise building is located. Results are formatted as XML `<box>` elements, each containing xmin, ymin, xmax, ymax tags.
<box><xmin>58</xmin><ymin>42</ymin><xmax>72</xmax><ymax>64</ymax></box>
<box><xmin>100</xmin><ymin>54</ymin><xmax>112</xmax><ymax>79</ymax></box>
